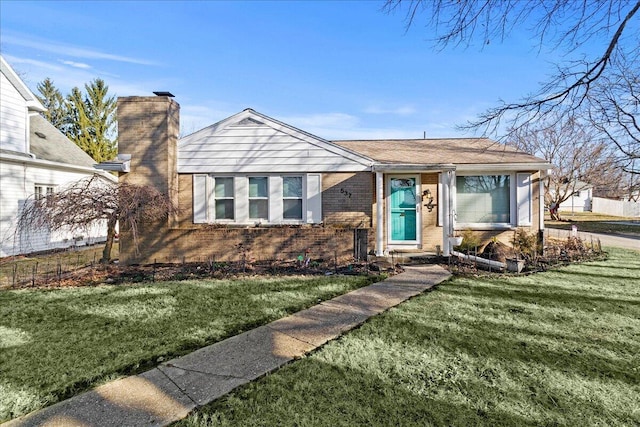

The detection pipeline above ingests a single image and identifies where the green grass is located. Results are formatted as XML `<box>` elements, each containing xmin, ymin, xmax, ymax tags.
<box><xmin>0</xmin><ymin>274</ymin><xmax>382</xmax><ymax>422</ymax></box>
<box><xmin>546</xmin><ymin>212</ymin><xmax>640</xmax><ymax>235</ymax></box>
<box><xmin>178</xmin><ymin>248</ymin><xmax>640</xmax><ymax>427</ymax></box>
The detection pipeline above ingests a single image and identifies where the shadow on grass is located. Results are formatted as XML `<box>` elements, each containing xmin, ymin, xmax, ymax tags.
<box><xmin>438</xmin><ymin>282</ymin><xmax>638</xmax><ymax>316</ymax></box>
<box><xmin>178</xmin><ymin>358</ymin><xmax>542</xmax><ymax>427</ymax></box>
<box><xmin>0</xmin><ymin>275</ymin><xmax>382</xmax><ymax>421</ymax></box>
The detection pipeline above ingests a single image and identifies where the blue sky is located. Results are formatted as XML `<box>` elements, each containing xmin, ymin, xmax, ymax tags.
<box><xmin>1</xmin><ymin>1</ymin><xmax>573</xmax><ymax>139</ymax></box>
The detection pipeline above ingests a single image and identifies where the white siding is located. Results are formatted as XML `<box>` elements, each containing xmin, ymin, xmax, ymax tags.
<box><xmin>0</xmin><ymin>159</ymin><xmax>109</xmax><ymax>257</ymax></box>
<box><xmin>178</xmin><ymin>112</ymin><xmax>371</xmax><ymax>173</ymax></box>
<box><xmin>0</xmin><ymin>72</ymin><xmax>28</xmax><ymax>153</ymax></box>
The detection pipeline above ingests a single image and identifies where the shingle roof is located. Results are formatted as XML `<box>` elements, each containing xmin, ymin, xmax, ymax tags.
<box><xmin>333</xmin><ymin>138</ymin><xmax>547</xmax><ymax>166</ymax></box>
<box><xmin>29</xmin><ymin>114</ymin><xmax>96</xmax><ymax>167</ymax></box>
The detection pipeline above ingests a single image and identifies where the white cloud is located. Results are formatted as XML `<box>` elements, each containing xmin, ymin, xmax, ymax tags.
<box><xmin>3</xmin><ymin>33</ymin><xmax>157</xmax><ymax>66</ymax></box>
<box><xmin>363</xmin><ymin>105</ymin><xmax>417</xmax><ymax>116</ymax></box>
<box><xmin>61</xmin><ymin>60</ymin><xmax>91</xmax><ymax>69</ymax></box>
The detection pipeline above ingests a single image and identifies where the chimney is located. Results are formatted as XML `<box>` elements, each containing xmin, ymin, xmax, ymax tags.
<box><xmin>116</xmin><ymin>95</ymin><xmax>180</xmax><ymax>194</ymax></box>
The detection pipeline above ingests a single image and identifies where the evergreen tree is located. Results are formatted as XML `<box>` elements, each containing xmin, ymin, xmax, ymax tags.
<box><xmin>35</xmin><ymin>78</ymin><xmax>67</xmax><ymax>130</ymax></box>
<box><xmin>36</xmin><ymin>78</ymin><xmax>117</xmax><ymax>163</ymax></box>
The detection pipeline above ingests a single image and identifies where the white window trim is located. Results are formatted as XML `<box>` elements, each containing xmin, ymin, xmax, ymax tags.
<box><xmin>34</xmin><ymin>184</ymin><xmax>56</xmax><ymax>200</ymax></box>
<box><xmin>453</xmin><ymin>171</ymin><xmax>516</xmax><ymax>230</ymax></box>
<box><xmin>281</xmin><ymin>174</ymin><xmax>306</xmax><ymax>224</ymax></box>
<box><xmin>248</xmin><ymin>176</ymin><xmax>269</xmax><ymax>221</ymax></box>
<box><xmin>212</xmin><ymin>176</ymin><xmax>236</xmax><ymax>223</ymax></box>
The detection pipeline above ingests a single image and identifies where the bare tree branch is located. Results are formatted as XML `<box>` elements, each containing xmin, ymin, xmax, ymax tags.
<box><xmin>17</xmin><ymin>175</ymin><xmax>178</xmax><ymax>263</ymax></box>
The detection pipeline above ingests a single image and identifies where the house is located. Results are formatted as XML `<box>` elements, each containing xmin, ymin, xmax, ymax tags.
<box><xmin>0</xmin><ymin>55</ymin><xmax>116</xmax><ymax>257</ymax></box>
<box><xmin>553</xmin><ymin>180</ymin><xmax>593</xmax><ymax>212</ymax></box>
<box><xmin>113</xmin><ymin>95</ymin><xmax>551</xmax><ymax>265</ymax></box>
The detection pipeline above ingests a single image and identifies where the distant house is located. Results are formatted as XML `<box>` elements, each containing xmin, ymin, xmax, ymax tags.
<box><xmin>0</xmin><ymin>55</ymin><xmax>116</xmax><ymax>257</ymax></box>
<box><xmin>111</xmin><ymin>95</ymin><xmax>551</xmax><ymax>265</ymax></box>
<box><xmin>557</xmin><ymin>181</ymin><xmax>593</xmax><ymax>212</ymax></box>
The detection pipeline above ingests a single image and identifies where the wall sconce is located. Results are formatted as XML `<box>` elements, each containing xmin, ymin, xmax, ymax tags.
<box><xmin>423</xmin><ymin>189</ymin><xmax>436</xmax><ymax>212</ymax></box>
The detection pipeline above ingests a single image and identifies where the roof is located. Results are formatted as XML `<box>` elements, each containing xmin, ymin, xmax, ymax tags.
<box><xmin>29</xmin><ymin>114</ymin><xmax>97</xmax><ymax>167</ymax></box>
<box><xmin>333</xmin><ymin>138</ymin><xmax>548</xmax><ymax>167</ymax></box>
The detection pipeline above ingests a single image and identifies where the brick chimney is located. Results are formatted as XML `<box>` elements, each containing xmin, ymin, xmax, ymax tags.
<box><xmin>116</xmin><ymin>95</ymin><xmax>180</xmax><ymax>264</ymax></box>
<box><xmin>117</xmin><ymin>95</ymin><xmax>180</xmax><ymax>194</ymax></box>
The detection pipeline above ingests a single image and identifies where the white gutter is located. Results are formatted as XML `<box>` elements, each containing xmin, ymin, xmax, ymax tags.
<box><xmin>456</xmin><ymin>162</ymin><xmax>552</xmax><ymax>172</ymax></box>
<box><xmin>372</xmin><ymin>163</ymin><xmax>456</xmax><ymax>172</ymax></box>
<box><xmin>0</xmin><ymin>152</ymin><xmax>117</xmax><ymax>181</ymax></box>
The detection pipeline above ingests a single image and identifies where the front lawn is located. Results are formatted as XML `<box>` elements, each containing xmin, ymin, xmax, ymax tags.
<box><xmin>0</xmin><ymin>274</ymin><xmax>382</xmax><ymax>422</ymax></box>
<box><xmin>179</xmin><ymin>248</ymin><xmax>640</xmax><ymax>426</ymax></box>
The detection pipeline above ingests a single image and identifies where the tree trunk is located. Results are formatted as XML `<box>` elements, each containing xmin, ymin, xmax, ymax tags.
<box><xmin>101</xmin><ymin>216</ymin><xmax>117</xmax><ymax>263</ymax></box>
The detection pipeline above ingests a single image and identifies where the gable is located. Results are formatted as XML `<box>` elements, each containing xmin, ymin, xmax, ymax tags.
<box><xmin>178</xmin><ymin>109</ymin><xmax>372</xmax><ymax>173</ymax></box>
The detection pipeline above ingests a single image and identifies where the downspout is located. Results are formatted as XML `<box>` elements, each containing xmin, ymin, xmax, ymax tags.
<box><xmin>375</xmin><ymin>171</ymin><xmax>384</xmax><ymax>256</ymax></box>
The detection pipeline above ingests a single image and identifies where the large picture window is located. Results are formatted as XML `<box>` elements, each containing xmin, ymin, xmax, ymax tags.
<box><xmin>456</xmin><ymin>175</ymin><xmax>510</xmax><ymax>224</ymax></box>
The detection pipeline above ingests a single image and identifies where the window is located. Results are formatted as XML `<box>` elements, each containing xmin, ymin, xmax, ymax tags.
<box><xmin>249</xmin><ymin>177</ymin><xmax>268</xmax><ymax>219</ymax></box>
<box><xmin>193</xmin><ymin>174</ymin><xmax>320</xmax><ymax>224</ymax></box>
<box><xmin>456</xmin><ymin>175</ymin><xmax>510</xmax><ymax>224</ymax></box>
<box><xmin>214</xmin><ymin>177</ymin><xmax>234</xmax><ymax>220</ymax></box>
<box><xmin>34</xmin><ymin>184</ymin><xmax>55</xmax><ymax>200</ymax></box>
<box><xmin>283</xmin><ymin>176</ymin><xmax>303</xmax><ymax>220</ymax></box>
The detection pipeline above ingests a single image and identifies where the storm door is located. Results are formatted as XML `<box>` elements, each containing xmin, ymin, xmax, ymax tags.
<box><xmin>388</xmin><ymin>176</ymin><xmax>419</xmax><ymax>243</ymax></box>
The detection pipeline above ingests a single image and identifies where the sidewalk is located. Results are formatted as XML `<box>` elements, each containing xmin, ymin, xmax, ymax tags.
<box><xmin>545</xmin><ymin>227</ymin><xmax>640</xmax><ymax>251</ymax></box>
<box><xmin>5</xmin><ymin>265</ymin><xmax>451</xmax><ymax>427</ymax></box>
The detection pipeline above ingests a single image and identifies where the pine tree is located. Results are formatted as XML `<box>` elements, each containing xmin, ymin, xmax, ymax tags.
<box><xmin>35</xmin><ymin>78</ymin><xmax>67</xmax><ymax>130</ymax></box>
<box><xmin>66</xmin><ymin>79</ymin><xmax>117</xmax><ymax>163</ymax></box>
<box><xmin>36</xmin><ymin>78</ymin><xmax>117</xmax><ymax>163</ymax></box>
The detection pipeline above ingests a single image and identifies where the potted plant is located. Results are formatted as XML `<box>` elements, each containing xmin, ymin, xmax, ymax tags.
<box><xmin>449</xmin><ymin>234</ymin><xmax>463</xmax><ymax>247</ymax></box>
<box><xmin>506</xmin><ymin>257</ymin><xmax>525</xmax><ymax>273</ymax></box>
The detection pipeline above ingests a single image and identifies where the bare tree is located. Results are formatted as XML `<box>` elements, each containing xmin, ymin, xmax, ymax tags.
<box><xmin>384</xmin><ymin>0</ymin><xmax>640</xmax><ymax>169</ymax></box>
<box><xmin>508</xmin><ymin>115</ymin><xmax>622</xmax><ymax>219</ymax></box>
<box><xmin>17</xmin><ymin>175</ymin><xmax>177</xmax><ymax>263</ymax></box>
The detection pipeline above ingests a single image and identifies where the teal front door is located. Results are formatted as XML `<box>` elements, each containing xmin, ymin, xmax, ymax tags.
<box><xmin>389</xmin><ymin>177</ymin><xmax>418</xmax><ymax>242</ymax></box>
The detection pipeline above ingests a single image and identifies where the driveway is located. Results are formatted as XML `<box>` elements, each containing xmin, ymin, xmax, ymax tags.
<box><xmin>545</xmin><ymin>228</ymin><xmax>640</xmax><ymax>251</ymax></box>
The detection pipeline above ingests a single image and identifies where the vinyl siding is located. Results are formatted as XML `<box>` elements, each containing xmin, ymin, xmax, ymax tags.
<box><xmin>0</xmin><ymin>160</ymin><xmax>108</xmax><ymax>257</ymax></box>
<box><xmin>178</xmin><ymin>122</ymin><xmax>370</xmax><ymax>173</ymax></box>
<box><xmin>0</xmin><ymin>72</ymin><xmax>28</xmax><ymax>153</ymax></box>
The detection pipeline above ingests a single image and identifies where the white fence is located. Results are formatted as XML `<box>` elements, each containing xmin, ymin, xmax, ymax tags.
<box><xmin>592</xmin><ymin>197</ymin><xmax>640</xmax><ymax>217</ymax></box>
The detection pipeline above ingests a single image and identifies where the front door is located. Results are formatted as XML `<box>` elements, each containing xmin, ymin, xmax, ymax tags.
<box><xmin>389</xmin><ymin>176</ymin><xmax>418</xmax><ymax>243</ymax></box>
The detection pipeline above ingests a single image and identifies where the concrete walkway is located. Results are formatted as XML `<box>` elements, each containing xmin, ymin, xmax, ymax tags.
<box><xmin>5</xmin><ymin>265</ymin><xmax>451</xmax><ymax>427</ymax></box>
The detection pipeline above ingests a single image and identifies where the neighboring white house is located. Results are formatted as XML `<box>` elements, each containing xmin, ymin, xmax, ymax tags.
<box><xmin>558</xmin><ymin>181</ymin><xmax>593</xmax><ymax>212</ymax></box>
<box><xmin>0</xmin><ymin>55</ymin><xmax>116</xmax><ymax>257</ymax></box>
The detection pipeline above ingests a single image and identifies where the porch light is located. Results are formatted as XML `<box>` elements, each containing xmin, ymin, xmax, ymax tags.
<box><xmin>423</xmin><ymin>189</ymin><xmax>436</xmax><ymax>212</ymax></box>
